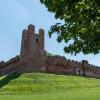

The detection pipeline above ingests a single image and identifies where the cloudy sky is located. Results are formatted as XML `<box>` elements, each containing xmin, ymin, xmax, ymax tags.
<box><xmin>0</xmin><ymin>0</ymin><xmax>100</xmax><ymax>66</ymax></box>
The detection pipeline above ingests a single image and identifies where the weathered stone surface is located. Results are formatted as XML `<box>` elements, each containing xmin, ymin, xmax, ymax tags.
<box><xmin>20</xmin><ymin>24</ymin><xmax>45</xmax><ymax>72</ymax></box>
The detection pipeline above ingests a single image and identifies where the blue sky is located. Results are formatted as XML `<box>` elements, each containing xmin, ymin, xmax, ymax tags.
<box><xmin>0</xmin><ymin>0</ymin><xmax>100</xmax><ymax>66</ymax></box>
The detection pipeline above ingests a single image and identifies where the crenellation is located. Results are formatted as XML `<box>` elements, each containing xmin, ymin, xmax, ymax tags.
<box><xmin>79</xmin><ymin>62</ymin><xmax>82</xmax><ymax>65</ymax></box>
<box><xmin>28</xmin><ymin>24</ymin><xmax>35</xmax><ymax>34</ymax></box>
<box><xmin>82</xmin><ymin>60</ymin><xmax>88</xmax><ymax>65</ymax></box>
<box><xmin>75</xmin><ymin>61</ymin><xmax>78</xmax><ymax>64</ymax></box>
<box><xmin>39</xmin><ymin>28</ymin><xmax>44</xmax><ymax>35</ymax></box>
<box><xmin>72</xmin><ymin>60</ymin><xmax>74</xmax><ymax>63</ymax></box>
<box><xmin>0</xmin><ymin>61</ymin><xmax>4</xmax><ymax>65</ymax></box>
<box><xmin>22</xmin><ymin>29</ymin><xmax>27</xmax><ymax>34</ymax></box>
<box><xmin>90</xmin><ymin>64</ymin><xmax>94</xmax><ymax>67</ymax></box>
<box><xmin>67</xmin><ymin>59</ymin><xmax>71</xmax><ymax>63</ymax></box>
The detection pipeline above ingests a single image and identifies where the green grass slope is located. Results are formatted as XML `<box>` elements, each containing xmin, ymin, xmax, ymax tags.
<box><xmin>0</xmin><ymin>73</ymin><xmax>100</xmax><ymax>100</ymax></box>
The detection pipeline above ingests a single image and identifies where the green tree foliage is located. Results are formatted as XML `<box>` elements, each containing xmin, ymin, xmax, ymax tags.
<box><xmin>40</xmin><ymin>0</ymin><xmax>100</xmax><ymax>55</ymax></box>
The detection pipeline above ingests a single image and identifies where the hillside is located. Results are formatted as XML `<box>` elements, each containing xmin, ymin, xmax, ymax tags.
<box><xmin>0</xmin><ymin>73</ymin><xmax>100</xmax><ymax>100</ymax></box>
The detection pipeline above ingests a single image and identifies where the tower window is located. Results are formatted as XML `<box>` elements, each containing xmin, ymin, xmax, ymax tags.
<box><xmin>36</xmin><ymin>38</ymin><xmax>39</xmax><ymax>42</ymax></box>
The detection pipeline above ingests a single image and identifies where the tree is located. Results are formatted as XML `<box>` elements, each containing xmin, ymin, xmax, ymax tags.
<box><xmin>40</xmin><ymin>0</ymin><xmax>100</xmax><ymax>55</ymax></box>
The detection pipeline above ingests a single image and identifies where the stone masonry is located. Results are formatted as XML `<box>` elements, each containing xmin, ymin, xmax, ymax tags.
<box><xmin>0</xmin><ymin>24</ymin><xmax>100</xmax><ymax>78</ymax></box>
<box><xmin>20</xmin><ymin>24</ymin><xmax>45</xmax><ymax>72</ymax></box>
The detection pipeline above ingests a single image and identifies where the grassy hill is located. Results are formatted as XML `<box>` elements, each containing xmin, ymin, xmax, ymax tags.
<box><xmin>0</xmin><ymin>73</ymin><xmax>100</xmax><ymax>100</ymax></box>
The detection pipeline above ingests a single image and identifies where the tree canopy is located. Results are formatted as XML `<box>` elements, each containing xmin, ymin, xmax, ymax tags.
<box><xmin>40</xmin><ymin>0</ymin><xmax>100</xmax><ymax>55</ymax></box>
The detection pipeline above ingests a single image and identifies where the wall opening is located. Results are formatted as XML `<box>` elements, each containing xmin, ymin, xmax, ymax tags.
<box><xmin>36</xmin><ymin>38</ymin><xmax>39</xmax><ymax>43</ymax></box>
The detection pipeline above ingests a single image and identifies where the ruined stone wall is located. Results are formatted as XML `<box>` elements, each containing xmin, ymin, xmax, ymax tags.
<box><xmin>0</xmin><ymin>56</ymin><xmax>20</xmax><ymax>75</ymax></box>
<box><xmin>0</xmin><ymin>54</ymin><xmax>100</xmax><ymax>78</ymax></box>
<box><xmin>83</xmin><ymin>63</ymin><xmax>100</xmax><ymax>78</ymax></box>
<box><xmin>45</xmin><ymin>55</ymin><xmax>83</xmax><ymax>75</ymax></box>
<box><xmin>1</xmin><ymin>60</ymin><xmax>20</xmax><ymax>75</ymax></box>
<box><xmin>45</xmin><ymin>55</ymin><xmax>100</xmax><ymax>78</ymax></box>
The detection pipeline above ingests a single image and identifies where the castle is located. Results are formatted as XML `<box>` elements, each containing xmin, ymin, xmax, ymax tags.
<box><xmin>0</xmin><ymin>24</ymin><xmax>100</xmax><ymax>78</ymax></box>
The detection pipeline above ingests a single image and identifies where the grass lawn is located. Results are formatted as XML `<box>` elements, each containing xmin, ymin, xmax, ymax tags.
<box><xmin>0</xmin><ymin>73</ymin><xmax>100</xmax><ymax>100</ymax></box>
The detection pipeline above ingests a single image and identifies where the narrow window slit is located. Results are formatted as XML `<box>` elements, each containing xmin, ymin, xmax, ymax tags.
<box><xmin>36</xmin><ymin>38</ymin><xmax>39</xmax><ymax>42</ymax></box>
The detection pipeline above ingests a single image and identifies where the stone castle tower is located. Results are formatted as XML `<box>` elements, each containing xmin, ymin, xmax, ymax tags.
<box><xmin>20</xmin><ymin>24</ymin><xmax>45</xmax><ymax>72</ymax></box>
